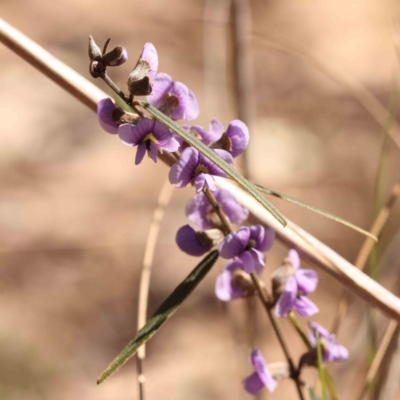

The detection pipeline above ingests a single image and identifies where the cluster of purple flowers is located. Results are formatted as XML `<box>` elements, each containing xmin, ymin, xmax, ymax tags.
<box><xmin>96</xmin><ymin>41</ymin><xmax>348</xmax><ymax>397</ymax></box>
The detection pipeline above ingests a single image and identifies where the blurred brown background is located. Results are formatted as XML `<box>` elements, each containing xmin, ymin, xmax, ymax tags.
<box><xmin>1</xmin><ymin>0</ymin><xmax>400</xmax><ymax>399</ymax></box>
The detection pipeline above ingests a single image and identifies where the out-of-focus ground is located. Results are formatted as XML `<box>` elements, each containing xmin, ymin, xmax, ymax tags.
<box><xmin>0</xmin><ymin>0</ymin><xmax>400</xmax><ymax>399</ymax></box>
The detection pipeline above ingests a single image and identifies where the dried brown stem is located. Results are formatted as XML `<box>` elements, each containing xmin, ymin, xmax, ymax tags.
<box><xmin>331</xmin><ymin>183</ymin><xmax>400</xmax><ymax>335</ymax></box>
<box><xmin>136</xmin><ymin>180</ymin><xmax>174</xmax><ymax>400</ymax></box>
<box><xmin>356</xmin><ymin>320</ymin><xmax>400</xmax><ymax>400</ymax></box>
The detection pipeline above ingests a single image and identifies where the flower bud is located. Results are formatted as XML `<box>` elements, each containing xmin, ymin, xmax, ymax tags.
<box><xmin>88</xmin><ymin>35</ymin><xmax>102</xmax><ymax>61</ymax></box>
<box><xmin>102</xmin><ymin>46</ymin><xmax>128</xmax><ymax>67</ymax></box>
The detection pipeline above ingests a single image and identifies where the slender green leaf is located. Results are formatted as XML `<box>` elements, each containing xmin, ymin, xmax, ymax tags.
<box><xmin>140</xmin><ymin>102</ymin><xmax>287</xmax><ymax>227</ymax></box>
<box><xmin>308</xmin><ymin>386</ymin><xmax>322</xmax><ymax>400</ymax></box>
<box><xmin>254</xmin><ymin>183</ymin><xmax>378</xmax><ymax>241</ymax></box>
<box><xmin>316</xmin><ymin>332</ymin><xmax>327</xmax><ymax>400</ymax></box>
<box><xmin>97</xmin><ymin>250</ymin><xmax>219</xmax><ymax>384</ymax></box>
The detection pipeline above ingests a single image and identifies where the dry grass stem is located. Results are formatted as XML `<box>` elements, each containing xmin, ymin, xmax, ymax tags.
<box><xmin>0</xmin><ymin>19</ymin><xmax>105</xmax><ymax>111</ymax></box>
<box><xmin>356</xmin><ymin>320</ymin><xmax>400</xmax><ymax>400</ymax></box>
<box><xmin>136</xmin><ymin>180</ymin><xmax>174</xmax><ymax>399</ymax></box>
<box><xmin>331</xmin><ymin>183</ymin><xmax>400</xmax><ymax>334</ymax></box>
<box><xmin>2</xmin><ymin>18</ymin><xmax>400</xmax><ymax>321</ymax></box>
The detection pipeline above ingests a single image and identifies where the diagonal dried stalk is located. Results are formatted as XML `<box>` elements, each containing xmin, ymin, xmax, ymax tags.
<box><xmin>2</xmin><ymin>18</ymin><xmax>400</xmax><ymax>321</ymax></box>
<box><xmin>356</xmin><ymin>320</ymin><xmax>400</xmax><ymax>400</ymax></box>
<box><xmin>331</xmin><ymin>183</ymin><xmax>400</xmax><ymax>335</ymax></box>
<box><xmin>136</xmin><ymin>180</ymin><xmax>174</xmax><ymax>400</ymax></box>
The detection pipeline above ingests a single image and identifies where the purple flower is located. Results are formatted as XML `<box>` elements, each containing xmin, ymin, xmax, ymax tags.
<box><xmin>186</xmin><ymin>189</ymin><xmax>249</xmax><ymax>230</ymax></box>
<box><xmin>128</xmin><ymin>43</ymin><xmax>158</xmax><ymax>96</ymax></box>
<box><xmin>119</xmin><ymin>118</ymin><xmax>180</xmax><ymax>164</ymax></box>
<box><xmin>243</xmin><ymin>349</ymin><xmax>277</xmax><ymax>395</ymax></box>
<box><xmin>219</xmin><ymin>225</ymin><xmax>275</xmax><ymax>274</ymax></box>
<box><xmin>275</xmin><ymin>249</ymin><xmax>319</xmax><ymax>317</ymax></box>
<box><xmin>139</xmin><ymin>43</ymin><xmax>158</xmax><ymax>81</ymax></box>
<box><xmin>169</xmin><ymin>147</ymin><xmax>233</xmax><ymax>193</ymax></box>
<box><xmin>191</xmin><ymin>119</ymin><xmax>249</xmax><ymax>157</ymax></box>
<box><xmin>97</xmin><ymin>98</ymin><xmax>119</xmax><ymax>134</ymax></box>
<box><xmin>215</xmin><ymin>260</ymin><xmax>252</xmax><ymax>301</ymax></box>
<box><xmin>147</xmin><ymin>73</ymin><xmax>199</xmax><ymax>121</ymax></box>
<box><xmin>175</xmin><ymin>225</ymin><xmax>218</xmax><ymax>257</ymax></box>
<box><xmin>308</xmin><ymin>322</ymin><xmax>349</xmax><ymax>363</ymax></box>
<box><xmin>299</xmin><ymin>322</ymin><xmax>349</xmax><ymax>367</ymax></box>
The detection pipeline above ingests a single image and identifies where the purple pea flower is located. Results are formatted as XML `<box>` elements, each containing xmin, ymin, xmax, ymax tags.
<box><xmin>119</xmin><ymin>118</ymin><xmax>180</xmax><ymax>164</ymax></box>
<box><xmin>169</xmin><ymin>147</ymin><xmax>233</xmax><ymax>193</ymax></box>
<box><xmin>275</xmin><ymin>249</ymin><xmax>318</xmax><ymax>317</ymax></box>
<box><xmin>176</xmin><ymin>225</ymin><xmax>223</xmax><ymax>257</ymax></box>
<box><xmin>308</xmin><ymin>322</ymin><xmax>349</xmax><ymax>363</ymax></box>
<box><xmin>215</xmin><ymin>259</ymin><xmax>252</xmax><ymax>301</ymax></box>
<box><xmin>243</xmin><ymin>349</ymin><xmax>277</xmax><ymax>395</ymax></box>
<box><xmin>219</xmin><ymin>225</ymin><xmax>275</xmax><ymax>274</ymax></box>
<box><xmin>191</xmin><ymin>119</ymin><xmax>249</xmax><ymax>157</ymax></box>
<box><xmin>299</xmin><ymin>322</ymin><xmax>349</xmax><ymax>368</ymax></box>
<box><xmin>186</xmin><ymin>189</ymin><xmax>249</xmax><ymax>230</ymax></box>
<box><xmin>147</xmin><ymin>72</ymin><xmax>199</xmax><ymax>121</ymax></box>
<box><xmin>97</xmin><ymin>98</ymin><xmax>119</xmax><ymax>134</ymax></box>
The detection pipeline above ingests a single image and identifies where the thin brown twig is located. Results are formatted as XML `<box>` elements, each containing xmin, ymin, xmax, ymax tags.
<box><xmin>356</xmin><ymin>320</ymin><xmax>400</xmax><ymax>400</ymax></box>
<box><xmin>2</xmin><ymin>17</ymin><xmax>400</xmax><ymax>321</ymax></box>
<box><xmin>331</xmin><ymin>183</ymin><xmax>400</xmax><ymax>335</ymax></box>
<box><xmin>136</xmin><ymin>180</ymin><xmax>174</xmax><ymax>400</ymax></box>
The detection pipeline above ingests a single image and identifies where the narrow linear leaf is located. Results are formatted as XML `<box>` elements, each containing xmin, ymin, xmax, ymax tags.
<box><xmin>255</xmin><ymin>183</ymin><xmax>378</xmax><ymax>242</ymax></box>
<box><xmin>97</xmin><ymin>250</ymin><xmax>219</xmax><ymax>384</ymax></box>
<box><xmin>140</xmin><ymin>102</ymin><xmax>287</xmax><ymax>227</ymax></box>
<box><xmin>316</xmin><ymin>332</ymin><xmax>327</xmax><ymax>400</ymax></box>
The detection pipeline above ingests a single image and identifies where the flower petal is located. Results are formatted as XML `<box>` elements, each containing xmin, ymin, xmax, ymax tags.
<box><xmin>219</xmin><ymin>227</ymin><xmax>250</xmax><ymax>259</ymax></box>
<box><xmin>140</xmin><ymin>42</ymin><xmax>158</xmax><ymax>80</ymax></box>
<box><xmin>175</xmin><ymin>225</ymin><xmax>212</xmax><ymax>256</ymax></box>
<box><xmin>135</xmin><ymin>142</ymin><xmax>147</xmax><ymax>165</ymax></box>
<box><xmin>208</xmin><ymin>119</ymin><xmax>225</xmax><ymax>142</ymax></box>
<box><xmin>186</xmin><ymin>192</ymin><xmax>211</xmax><ymax>230</ymax></box>
<box><xmin>97</xmin><ymin>98</ymin><xmax>118</xmax><ymax>134</ymax></box>
<box><xmin>169</xmin><ymin>147</ymin><xmax>199</xmax><ymax>187</ymax></box>
<box><xmin>215</xmin><ymin>261</ymin><xmax>247</xmax><ymax>301</ymax></box>
<box><xmin>295</xmin><ymin>269</ymin><xmax>318</xmax><ymax>295</ymax></box>
<box><xmin>170</xmin><ymin>81</ymin><xmax>199</xmax><ymax>121</ymax></box>
<box><xmin>194</xmin><ymin>173</ymin><xmax>206</xmax><ymax>193</ymax></box>
<box><xmin>119</xmin><ymin>122</ymin><xmax>147</xmax><ymax>146</ymax></box>
<box><xmin>288</xmin><ymin>249</ymin><xmax>300</xmax><ymax>270</ymax></box>
<box><xmin>275</xmin><ymin>277</ymin><xmax>297</xmax><ymax>317</ymax></box>
<box><xmin>226</xmin><ymin>120</ymin><xmax>249</xmax><ymax>157</ymax></box>
<box><xmin>149</xmin><ymin>141</ymin><xmax>158</xmax><ymax>163</ymax></box>
<box><xmin>293</xmin><ymin>296</ymin><xmax>319</xmax><ymax>317</ymax></box>
<box><xmin>250</xmin><ymin>248</ymin><xmax>265</xmax><ymax>274</ymax></box>
<box><xmin>250</xmin><ymin>349</ymin><xmax>277</xmax><ymax>393</ymax></box>
<box><xmin>147</xmin><ymin>72</ymin><xmax>173</xmax><ymax>108</ymax></box>
<box><xmin>239</xmin><ymin>250</ymin><xmax>255</xmax><ymax>273</ymax></box>
<box><xmin>243</xmin><ymin>372</ymin><xmax>264</xmax><ymax>396</ymax></box>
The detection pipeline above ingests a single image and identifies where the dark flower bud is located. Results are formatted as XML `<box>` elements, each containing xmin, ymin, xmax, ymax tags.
<box><xmin>88</xmin><ymin>36</ymin><xmax>102</xmax><ymax>61</ymax></box>
<box><xmin>128</xmin><ymin>59</ymin><xmax>153</xmax><ymax>96</ymax></box>
<box><xmin>128</xmin><ymin>75</ymin><xmax>153</xmax><ymax>97</ymax></box>
<box><xmin>102</xmin><ymin>46</ymin><xmax>128</xmax><ymax>67</ymax></box>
